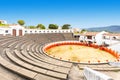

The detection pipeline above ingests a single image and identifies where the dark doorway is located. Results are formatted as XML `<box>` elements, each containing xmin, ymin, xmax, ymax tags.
<box><xmin>12</xmin><ymin>29</ymin><xmax>16</xmax><ymax>36</ymax></box>
<box><xmin>19</xmin><ymin>30</ymin><xmax>22</xmax><ymax>36</ymax></box>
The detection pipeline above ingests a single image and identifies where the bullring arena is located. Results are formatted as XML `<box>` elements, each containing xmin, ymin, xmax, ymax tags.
<box><xmin>44</xmin><ymin>41</ymin><xmax>118</xmax><ymax>64</ymax></box>
<box><xmin>0</xmin><ymin>33</ymin><xmax>120</xmax><ymax>80</ymax></box>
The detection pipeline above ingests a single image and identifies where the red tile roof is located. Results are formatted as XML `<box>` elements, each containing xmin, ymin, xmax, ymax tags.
<box><xmin>103</xmin><ymin>33</ymin><xmax>120</xmax><ymax>36</ymax></box>
<box><xmin>80</xmin><ymin>32</ymin><xmax>99</xmax><ymax>36</ymax></box>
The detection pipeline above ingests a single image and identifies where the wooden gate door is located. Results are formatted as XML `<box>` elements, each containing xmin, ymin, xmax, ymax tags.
<box><xmin>12</xmin><ymin>29</ymin><xmax>16</xmax><ymax>36</ymax></box>
<box><xmin>19</xmin><ymin>30</ymin><xmax>22</xmax><ymax>36</ymax></box>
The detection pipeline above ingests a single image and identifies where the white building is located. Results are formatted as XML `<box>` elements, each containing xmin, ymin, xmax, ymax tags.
<box><xmin>0</xmin><ymin>24</ymin><xmax>25</xmax><ymax>36</ymax></box>
<box><xmin>95</xmin><ymin>31</ymin><xmax>107</xmax><ymax>45</ymax></box>
<box><xmin>79</xmin><ymin>31</ymin><xmax>120</xmax><ymax>46</ymax></box>
<box><xmin>0</xmin><ymin>20</ymin><xmax>7</xmax><ymax>24</ymax></box>
<box><xmin>79</xmin><ymin>32</ymin><xmax>99</xmax><ymax>43</ymax></box>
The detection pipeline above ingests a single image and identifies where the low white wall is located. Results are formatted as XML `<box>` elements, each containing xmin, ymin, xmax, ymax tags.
<box><xmin>109</xmin><ymin>62</ymin><xmax>120</xmax><ymax>67</ymax></box>
<box><xmin>24</xmin><ymin>29</ymin><xmax>73</xmax><ymax>34</ymax></box>
<box><xmin>0</xmin><ymin>27</ymin><xmax>73</xmax><ymax>36</ymax></box>
<box><xmin>0</xmin><ymin>27</ymin><xmax>11</xmax><ymax>36</ymax></box>
<box><xmin>84</xmin><ymin>67</ymin><xmax>113</xmax><ymax>80</ymax></box>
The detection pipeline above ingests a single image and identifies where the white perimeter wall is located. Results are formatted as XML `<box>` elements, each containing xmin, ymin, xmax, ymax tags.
<box><xmin>24</xmin><ymin>29</ymin><xmax>73</xmax><ymax>34</ymax></box>
<box><xmin>0</xmin><ymin>27</ymin><xmax>73</xmax><ymax>36</ymax></box>
<box><xmin>0</xmin><ymin>27</ymin><xmax>11</xmax><ymax>36</ymax></box>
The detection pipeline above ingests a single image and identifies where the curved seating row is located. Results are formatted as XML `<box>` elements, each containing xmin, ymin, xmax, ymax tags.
<box><xmin>0</xmin><ymin>53</ymin><xmax>37</xmax><ymax>80</ymax></box>
<box><xmin>0</xmin><ymin>36</ymin><xmax>37</xmax><ymax>80</ymax></box>
<box><xmin>0</xmin><ymin>34</ymin><xmax>74</xmax><ymax>80</ymax></box>
<box><xmin>6</xmin><ymin>49</ymin><xmax>67</xmax><ymax>80</ymax></box>
<box><xmin>31</xmin><ymin>46</ymin><xmax>72</xmax><ymax>67</ymax></box>
<box><xmin>0</xmin><ymin>34</ymin><xmax>119</xmax><ymax>80</ymax></box>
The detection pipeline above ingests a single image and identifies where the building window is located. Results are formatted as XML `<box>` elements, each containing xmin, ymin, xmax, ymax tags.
<box><xmin>103</xmin><ymin>36</ymin><xmax>105</xmax><ymax>39</ymax></box>
<box><xmin>5</xmin><ymin>30</ymin><xmax>8</xmax><ymax>33</ymax></box>
<box><xmin>30</xmin><ymin>31</ymin><xmax>32</xmax><ymax>33</ymax></box>
<box><xmin>25</xmin><ymin>31</ymin><xmax>27</xmax><ymax>33</ymax></box>
<box><xmin>113</xmin><ymin>37</ymin><xmax>116</xmax><ymax>40</ymax></box>
<box><xmin>87</xmin><ymin>36</ymin><xmax>92</xmax><ymax>39</ymax></box>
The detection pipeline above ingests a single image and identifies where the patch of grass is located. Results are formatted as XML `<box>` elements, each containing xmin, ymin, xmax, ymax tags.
<box><xmin>0</xmin><ymin>24</ymin><xmax>9</xmax><ymax>27</ymax></box>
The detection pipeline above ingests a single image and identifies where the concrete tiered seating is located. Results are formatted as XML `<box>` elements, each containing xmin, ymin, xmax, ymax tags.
<box><xmin>62</xmin><ymin>33</ymin><xmax>78</xmax><ymax>40</ymax></box>
<box><xmin>0</xmin><ymin>72</ymin><xmax>13</xmax><ymax>80</ymax></box>
<box><xmin>28</xmin><ymin>43</ymin><xmax>72</xmax><ymax>68</ymax></box>
<box><xmin>45</xmin><ymin>33</ymin><xmax>65</xmax><ymax>41</ymax></box>
<box><xmin>0</xmin><ymin>33</ymin><xmax>119</xmax><ymax>80</ymax></box>
<box><xmin>0</xmin><ymin>52</ymin><xmax>37</xmax><ymax>80</ymax></box>
<box><xmin>14</xmin><ymin>49</ymin><xmax>69</xmax><ymax>75</ymax></box>
<box><xmin>0</xmin><ymin>33</ymin><xmax>76</xmax><ymax>80</ymax></box>
<box><xmin>6</xmin><ymin>49</ymin><xmax>67</xmax><ymax>80</ymax></box>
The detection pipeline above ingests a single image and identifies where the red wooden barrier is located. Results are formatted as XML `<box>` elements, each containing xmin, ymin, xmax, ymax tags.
<box><xmin>44</xmin><ymin>41</ymin><xmax>120</xmax><ymax>63</ymax></box>
<box><xmin>78</xmin><ymin>60</ymin><xmax>80</xmax><ymax>62</ymax></box>
<box><xmin>98</xmin><ymin>60</ymin><xmax>100</xmax><ymax>63</ymax></box>
<box><xmin>106</xmin><ymin>60</ymin><xmax>108</xmax><ymax>62</ymax></box>
<box><xmin>68</xmin><ymin>59</ymin><xmax>70</xmax><ymax>61</ymax></box>
<box><xmin>60</xmin><ymin>57</ymin><xmax>62</xmax><ymax>60</ymax></box>
<box><xmin>88</xmin><ymin>61</ymin><xmax>90</xmax><ymax>64</ymax></box>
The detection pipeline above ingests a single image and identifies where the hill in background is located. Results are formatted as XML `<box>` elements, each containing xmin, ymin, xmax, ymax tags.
<box><xmin>86</xmin><ymin>25</ymin><xmax>120</xmax><ymax>33</ymax></box>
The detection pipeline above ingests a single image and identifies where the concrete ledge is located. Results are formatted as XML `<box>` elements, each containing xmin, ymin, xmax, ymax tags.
<box><xmin>84</xmin><ymin>67</ymin><xmax>113</xmax><ymax>80</ymax></box>
<box><xmin>0</xmin><ymin>73</ymin><xmax>13</xmax><ymax>80</ymax></box>
<box><xmin>0</xmin><ymin>54</ymin><xmax>37</xmax><ymax>80</ymax></box>
<box><xmin>109</xmin><ymin>62</ymin><xmax>120</xmax><ymax>67</ymax></box>
<box><xmin>14</xmin><ymin>50</ymin><xmax>68</xmax><ymax>79</ymax></box>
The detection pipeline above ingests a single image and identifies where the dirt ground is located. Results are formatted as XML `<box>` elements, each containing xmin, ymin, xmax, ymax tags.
<box><xmin>46</xmin><ymin>45</ymin><xmax>117</xmax><ymax>63</ymax></box>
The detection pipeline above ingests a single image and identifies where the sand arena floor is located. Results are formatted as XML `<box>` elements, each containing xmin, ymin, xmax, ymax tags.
<box><xmin>45</xmin><ymin>45</ymin><xmax>117</xmax><ymax>63</ymax></box>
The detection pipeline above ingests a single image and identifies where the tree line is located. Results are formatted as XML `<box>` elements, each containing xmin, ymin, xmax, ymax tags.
<box><xmin>17</xmin><ymin>20</ymin><xmax>71</xmax><ymax>29</ymax></box>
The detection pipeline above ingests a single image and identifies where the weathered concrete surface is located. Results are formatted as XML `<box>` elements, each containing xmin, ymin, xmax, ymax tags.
<box><xmin>67</xmin><ymin>63</ymin><xmax>84</xmax><ymax>80</ymax></box>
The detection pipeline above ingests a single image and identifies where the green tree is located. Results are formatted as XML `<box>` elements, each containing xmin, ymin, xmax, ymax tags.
<box><xmin>62</xmin><ymin>24</ymin><xmax>71</xmax><ymax>29</ymax></box>
<box><xmin>48</xmin><ymin>24</ymin><xmax>58</xmax><ymax>29</ymax></box>
<box><xmin>80</xmin><ymin>29</ymin><xmax>87</xmax><ymax>33</ymax></box>
<box><xmin>17</xmin><ymin>20</ymin><xmax>25</xmax><ymax>26</ymax></box>
<box><xmin>29</xmin><ymin>26</ymin><xmax>36</xmax><ymax>29</ymax></box>
<box><xmin>36</xmin><ymin>24</ymin><xmax>45</xmax><ymax>29</ymax></box>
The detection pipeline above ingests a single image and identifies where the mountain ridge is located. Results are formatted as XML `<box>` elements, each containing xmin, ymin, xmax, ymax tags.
<box><xmin>86</xmin><ymin>25</ymin><xmax>120</xmax><ymax>33</ymax></box>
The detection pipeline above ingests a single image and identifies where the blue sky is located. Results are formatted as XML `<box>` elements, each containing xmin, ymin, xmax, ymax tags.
<box><xmin>0</xmin><ymin>0</ymin><xmax>120</xmax><ymax>28</ymax></box>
